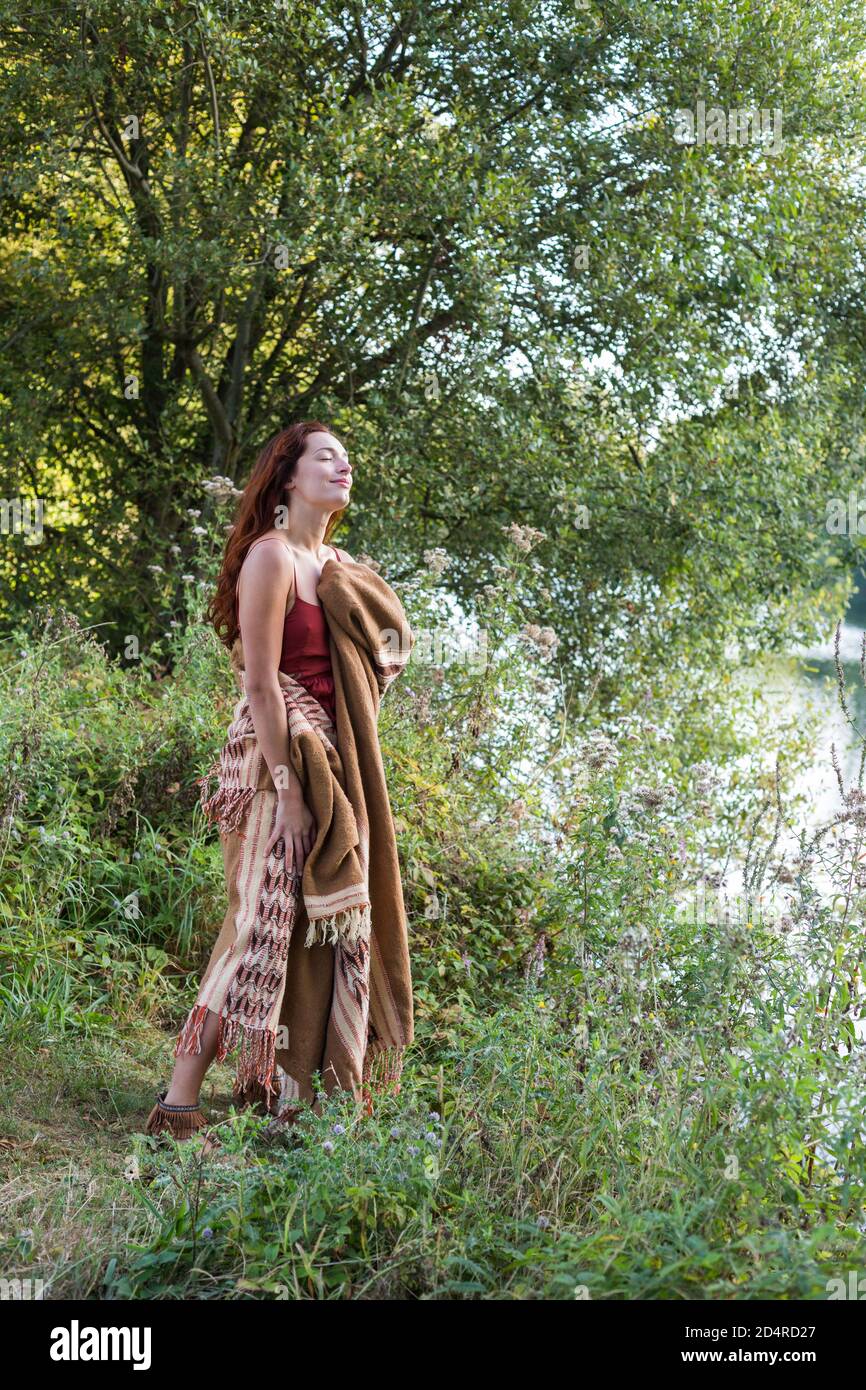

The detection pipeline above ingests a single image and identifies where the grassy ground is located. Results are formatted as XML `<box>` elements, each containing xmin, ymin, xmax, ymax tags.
<box><xmin>3</xmin><ymin>968</ymin><xmax>863</xmax><ymax>1301</ymax></box>
<box><xmin>0</xmin><ymin>1023</ymin><xmax>233</xmax><ymax>1298</ymax></box>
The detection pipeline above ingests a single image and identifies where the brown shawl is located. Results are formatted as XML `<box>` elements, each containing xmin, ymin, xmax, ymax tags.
<box><xmin>176</xmin><ymin>556</ymin><xmax>415</xmax><ymax>1118</ymax></box>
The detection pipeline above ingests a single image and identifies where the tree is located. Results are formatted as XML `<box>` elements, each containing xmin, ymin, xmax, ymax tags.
<box><xmin>1</xmin><ymin>0</ymin><xmax>865</xmax><ymax>692</ymax></box>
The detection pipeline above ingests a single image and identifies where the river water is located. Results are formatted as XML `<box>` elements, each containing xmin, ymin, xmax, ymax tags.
<box><xmin>768</xmin><ymin>581</ymin><xmax>866</xmax><ymax>832</ymax></box>
<box><xmin>692</xmin><ymin>578</ymin><xmax>866</xmax><ymax>917</ymax></box>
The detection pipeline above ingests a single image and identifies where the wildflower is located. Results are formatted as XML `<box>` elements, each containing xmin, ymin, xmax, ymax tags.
<box><xmin>425</xmin><ymin>1131</ymin><xmax>437</xmax><ymax>1143</ymax></box>
<box><xmin>181</xmin><ymin>573</ymin><xmax>195</xmax><ymax>582</ymax></box>
<box><xmin>322</xmin><ymin>1140</ymin><xmax>334</xmax><ymax>1154</ymax></box>
<box><xmin>428</xmin><ymin>1111</ymin><xmax>440</xmax><ymax>1124</ymax></box>
<box><xmin>390</xmin><ymin>1127</ymin><xmax>400</xmax><ymax>1139</ymax></box>
<box><xmin>423</xmin><ymin>547</ymin><xmax>451</xmax><ymax>577</ymax></box>
<box><xmin>633</xmin><ymin>784</ymin><xmax>665</xmax><ymax>810</ymax></box>
<box><xmin>191</xmin><ymin>525</ymin><xmax>207</xmax><ymax>537</ymax></box>
<box><xmin>519</xmin><ymin>622</ymin><xmax>559</xmax><ymax>657</ymax></box>
<box><xmin>332</xmin><ymin>1123</ymin><xmax>346</xmax><ymax>1136</ymax></box>
<box><xmin>408</xmin><ymin>1144</ymin><xmax>419</xmax><ymax>1156</ymax></box>
<box><xmin>147</xmin><ymin>564</ymin><xmax>164</xmax><ymax>574</ymax></box>
<box><xmin>537</xmin><ymin>1214</ymin><xmax>551</xmax><ymax>1230</ymax></box>
<box><xmin>201</xmin><ymin>1227</ymin><xmax>214</xmax><ymax>1240</ymax></box>
<box><xmin>584</xmin><ymin>732</ymin><xmax>617</xmax><ymax>771</ymax></box>
<box><xmin>187</xmin><ymin>508</ymin><xmax>202</xmax><ymax>518</ymax></box>
<box><xmin>692</xmin><ymin>761</ymin><xmax>720</xmax><ymax>798</ymax></box>
<box><xmin>503</xmin><ymin>521</ymin><xmax>546</xmax><ymax>551</ymax></box>
<box><xmin>202</xmin><ymin>475</ymin><xmax>243</xmax><ymax>500</ymax></box>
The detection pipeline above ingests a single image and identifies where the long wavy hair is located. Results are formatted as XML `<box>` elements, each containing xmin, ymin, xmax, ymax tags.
<box><xmin>206</xmin><ymin>420</ymin><xmax>348</xmax><ymax>650</ymax></box>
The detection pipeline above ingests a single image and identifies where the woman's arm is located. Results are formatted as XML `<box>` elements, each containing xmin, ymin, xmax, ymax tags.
<box><xmin>237</xmin><ymin>540</ymin><xmax>317</xmax><ymax>867</ymax></box>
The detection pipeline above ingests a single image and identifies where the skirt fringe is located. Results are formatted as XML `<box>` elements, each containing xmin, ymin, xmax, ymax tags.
<box><xmin>304</xmin><ymin>901</ymin><xmax>372</xmax><ymax>949</ymax></box>
<box><xmin>174</xmin><ymin>1001</ymin><xmax>282</xmax><ymax>1108</ymax></box>
<box><xmin>196</xmin><ymin>776</ymin><xmax>257</xmax><ymax>835</ymax></box>
<box><xmin>175</xmin><ymin>1002</ymin><xmax>405</xmax><ymax>1119</ymax></box>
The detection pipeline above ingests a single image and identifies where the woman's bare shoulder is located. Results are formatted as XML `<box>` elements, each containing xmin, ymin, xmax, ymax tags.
<box><xmin>238</xmin><ymin>535</ymin><xmax>293</xmax><ymax>591</ymax></box>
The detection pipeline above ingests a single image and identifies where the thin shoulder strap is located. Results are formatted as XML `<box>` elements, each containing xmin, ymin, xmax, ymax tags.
<box><xmin>331</xmin><ymin>545</ymin><xmax>343</xmax><ymax>562</ymax></box>
<box><xmin>244</xmin><ymin>535</ymin><xmax>290</xmax><ymax>562</ymax></box>
<box><xmin>235</xmin><ymin>535</ymin><xmax>295</xmax><ymax>602</ymax></box>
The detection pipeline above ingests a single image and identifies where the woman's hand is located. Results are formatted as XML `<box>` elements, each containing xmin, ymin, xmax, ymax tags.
<box><xmin>266</xmin><ymin>794</ymin><xmax>317</xmax><ymax>874</ymax></box>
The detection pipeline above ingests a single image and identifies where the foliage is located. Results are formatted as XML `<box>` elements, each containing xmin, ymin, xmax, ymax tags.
<box><xmin>1</xmin><ymin>0</ymin><xmax>865</xmax><ymax>695</ymax></box>
<box><xmin>1</xmin><ymin>540</ymin><xmax>865</xmax><ymax>1297</ymax></box>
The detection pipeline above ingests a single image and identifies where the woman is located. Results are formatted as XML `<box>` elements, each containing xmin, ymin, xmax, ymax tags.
<box><xmin>143</xmin><ymin>421</ymin><xmax>414</xmax><ymax>1146</ymax></box>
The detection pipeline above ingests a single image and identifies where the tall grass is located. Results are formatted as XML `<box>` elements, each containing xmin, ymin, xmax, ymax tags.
<box><xmin>2</xmin><ymin>532</ymin><xmax>865</xmax><ymax>1298</ymax></box>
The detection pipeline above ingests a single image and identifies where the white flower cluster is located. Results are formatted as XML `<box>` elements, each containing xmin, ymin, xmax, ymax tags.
<box><xmin>502</xmin><ymin>521</ymin><xmax>546</xmax><ymax>552</ymax></box>
<box><xmin>583</xmin><ymin>731</ymin><xmax>618</xmax><ymax>772</ymax></box>
<box><xmin>423</xmin><ymin>547</ymin><xmax>452</xmax><ymax>577</ymax></box>
<box><xmin>201</xmin><ymin>475</ymin><xmax>243</xmax><ymax>500</ymax></box>
<box><xmin>519</xmin><ymin>622</ymin><xmax>559</xmax><ymax>656</ymax></box>
<box><xmin>691</xmin><ymin>760</ymin><xmax>721</xmax><ymax>799</ymax></box>
<box><xmin>641</xmin><ymin>722</ymin><xmax>674</xmax><ymax>744</ymax></box>
<box><xmin>631</xmin><ymin>783</ymin><xmax>677</xmax><ymax>811</ymax></box>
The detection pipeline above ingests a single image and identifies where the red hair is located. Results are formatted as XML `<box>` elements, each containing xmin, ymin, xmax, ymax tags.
<box><xmin>206</xmin><ymin>420</ymin><xmax>347</xmax><ymax>649</ymax></box>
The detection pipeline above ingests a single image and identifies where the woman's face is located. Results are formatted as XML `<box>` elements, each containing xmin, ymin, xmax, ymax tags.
<box><xmin>292</xmin><ymin>431</ymin><xmax>352</xmax><ymax>509</ymax></box>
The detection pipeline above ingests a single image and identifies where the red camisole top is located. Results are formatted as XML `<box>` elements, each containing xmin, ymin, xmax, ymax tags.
<box><xmin>238</xmin><ymin>539</ymin><xmax>342</xmax><ymax>726</ymax></box>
